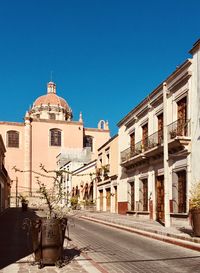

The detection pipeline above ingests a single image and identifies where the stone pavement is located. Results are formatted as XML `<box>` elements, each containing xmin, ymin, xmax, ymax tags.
<box><xmin>73</xmin><ymin>210</ymin><xmax>200</xmax><ymax>252</ymax></box>
<box><xmin>0</xmin><ymin>208</ymin><xmax>102</xmax><ymax>273</ymax></box>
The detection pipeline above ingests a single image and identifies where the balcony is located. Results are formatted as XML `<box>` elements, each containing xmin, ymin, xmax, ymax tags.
<box><xmin>96</xmin><ymin>164</ymin><xmax>110</xmax><ymax>184</ymax></box>
<box><xmin>121</xmin><ymin>119</ymin><xmax>191</xmax><ymax>166</ymax></box>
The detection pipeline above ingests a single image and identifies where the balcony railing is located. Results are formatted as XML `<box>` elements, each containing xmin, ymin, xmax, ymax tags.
<box><xmin>121</xmin><ymin>119</ymin><xmax>190</xmax><ymax>164</ymax></box>
<box><xmin>168</xmin><ymin>119</ymin><xmax>190</xmax><ymax>140</ymax></box>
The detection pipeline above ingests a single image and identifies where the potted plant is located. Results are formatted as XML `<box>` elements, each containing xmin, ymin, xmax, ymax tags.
<box><xmin>19</xmin><ymin>194</ymin><xmax>29</xmax><ymax>211</ymax></box>
<box><xmin>14</xmin><ymin>165</ymin><xmax>68</xmax><ymax>268</ymax></box>
<box><xmin>189</xmin><ymin>181</ymin><xmax>200</xmax><ymax>237</ymax></box>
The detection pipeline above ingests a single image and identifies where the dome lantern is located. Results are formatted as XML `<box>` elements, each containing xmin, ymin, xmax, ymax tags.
<box><xmin>47</xmin><ymin>81</ymin><xmax>56</xmax><ymax>94</ymax></box>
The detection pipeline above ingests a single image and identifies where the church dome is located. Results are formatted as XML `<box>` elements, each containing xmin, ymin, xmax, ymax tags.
<box><xmin>33</xmin><ymin>93</ymin><xmax>69</xmax><ymax>109</ymax></box>
<box><xmin>29</xmin><ymin>82</ymin><xmax>73</xmax><ymax>121</ymax></box>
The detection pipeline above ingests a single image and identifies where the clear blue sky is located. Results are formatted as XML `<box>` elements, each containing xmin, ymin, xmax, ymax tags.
<box><xmin>0</xmin><ymin>0</ymin><xmax>199</xmax><ymax>136</ymax></box>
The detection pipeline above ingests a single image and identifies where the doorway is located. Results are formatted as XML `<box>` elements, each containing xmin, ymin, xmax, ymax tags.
<box><xmin>156</xmin><ymin>175</ymin><xmax>165</xmax><ymax>222</ymax></box>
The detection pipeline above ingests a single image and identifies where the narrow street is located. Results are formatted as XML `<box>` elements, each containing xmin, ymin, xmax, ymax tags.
<box><xmin>68</xmin><ymin>216</ymin><xmax>200</xmax><ymax>273</ymax></box>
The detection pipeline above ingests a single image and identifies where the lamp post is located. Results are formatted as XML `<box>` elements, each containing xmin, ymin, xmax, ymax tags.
<box><xmin>11</xmin><ymin>177</ymin><xmax>18</xmax><ymax>207</ymax></box>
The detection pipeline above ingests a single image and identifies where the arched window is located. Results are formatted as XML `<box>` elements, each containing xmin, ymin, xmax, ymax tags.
<box><xmin>50</xmin><ymin>129</ymin><xmax>61</xmax><ymax>146</ymax></box>
<box><xmin>83</xmin><ymin>135</ymin><xmax>93</xmax><ymax>152</ymax></box>
<box><xmin>7</xmin><ymin>130</ymin><xmax>19</xmax><ymax>148</ymax></box>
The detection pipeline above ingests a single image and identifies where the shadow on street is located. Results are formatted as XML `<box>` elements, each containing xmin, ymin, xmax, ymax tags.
<box><xmin>0</xmin><ymin>207</ymin><xmax>38</xmax><ymax>270</ymax></box>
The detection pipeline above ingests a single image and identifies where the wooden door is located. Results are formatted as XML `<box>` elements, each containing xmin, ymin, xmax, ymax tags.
<box><xmin>99</xmin><ymin>190</ymin><xmax>103</xmax><ymax>211</ymax></box>
<box><xmin>130</xmin><ymin>182</ymin><xmax>135</xmax><ymax>211</ymax></box>
<box><xmin>130</xmin><ymin>132</ymin><xmax>135</xmax><ymax>156</ymax></box>
<box><xmin>156</xmin><ymin>176</ymin><xmax>165</xmax><ymax>222</ymax></box>
<box><xmin>157</xmin><ymin>113</ymin><xmax>163</xmax><ymax>144</ymax></box>
<box><xmin>177</xmin><ymin>171</ymin><xmax>186</xmax><ymax>213</ymax></box>
<box><xmin>106</xmin><ymin>189</ymin><xmax>111</xmax><ymax>212</ymax></box>
<box><xmin>142</xmin><ymin>179</ymin><xmax>148</xmax><ymax>211</ymax></box>
<box><xmin>142</xmin><ymin>124</ymin><xmax>148</xmax><ymax>151</ymax></box>
<box><xmin>114</xmin><ymin>186</ymin><xmax>118</xmax><ymax>213</ymax></box>
<box><xmin>177</xmin><ymin>97</ymin><xmax>187</xmax><ymax>136</ymax></box>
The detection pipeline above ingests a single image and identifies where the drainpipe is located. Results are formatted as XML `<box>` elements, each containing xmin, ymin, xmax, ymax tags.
<box><xmin>163</xmin><ymin>82</ymin><xmax>171</xmax><ymax>227</ymax></box>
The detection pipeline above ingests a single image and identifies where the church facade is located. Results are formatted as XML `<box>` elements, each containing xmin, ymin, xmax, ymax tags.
<box><xmin>0</xmin><ymin>82</ymin><xmax>110</xmax><ymax>205</ymax></box>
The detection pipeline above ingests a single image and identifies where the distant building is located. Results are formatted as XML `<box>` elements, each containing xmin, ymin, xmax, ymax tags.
<box><xmin>0</xmin><ymin>82</ymin><xmax>110</xmax><ymax>205</ymax></box>
<box><xmin>96</xmin><ymin>134</ymin><xmax>118</xmax><ymax>213</ymax></box>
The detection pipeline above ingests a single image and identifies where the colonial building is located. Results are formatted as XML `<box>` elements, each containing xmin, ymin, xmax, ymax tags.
<box><xmin>0</xmin><ymin>82</ymin><xmax>110</xmax><ymax>205</ymax></box>
<box><xmin>117</xmin><ymin>39</ymin><xmax>200</xmax><ymax>226</ymax></box>
<box><xmin>96</xmin><ymin>134</ymin><xmax>118</xmax><ymax>213</ymax></box>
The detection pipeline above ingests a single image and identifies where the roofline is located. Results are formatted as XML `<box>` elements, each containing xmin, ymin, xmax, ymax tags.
<box><xmin>72</xmin><ymin>159</ymin><xmax>96</xmax><ymax>174</ymax></box>
<box><xmin>189</xmin><ymin>39</ymin><xmax>200</xmax><ymax>55</ymax></box>
<box><xmin>98</xmin><ymin>134</ymin><xmax>118</xmax><ymax>151</ymax></box>
<box><xmin>117</xmin><ymin>58</ymin><xmax>191</xmax><ymax>127</ymax></box>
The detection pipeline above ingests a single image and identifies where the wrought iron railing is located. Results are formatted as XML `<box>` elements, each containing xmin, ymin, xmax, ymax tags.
<box><xmin>168</xmin><ymin>119</ymin><xmax>190</xmax><ymax>140</ymax></box>
<box><xmin>121</xmin><ymin>119</ymin><xmax>190</xmax><ymax>163</ymax></box>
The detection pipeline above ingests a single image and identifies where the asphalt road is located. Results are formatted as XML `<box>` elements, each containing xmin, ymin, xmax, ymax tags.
<box><xmin>68</xmin><ymin>216</ymin><xmax>200</xmax><ymax>273</ymax></box>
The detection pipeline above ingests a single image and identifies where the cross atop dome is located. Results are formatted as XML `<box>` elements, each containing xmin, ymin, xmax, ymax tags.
<box><xmin>47</xmin><ymin>81</ymin><xmax>56</xmax><ymax>94</ymax></box>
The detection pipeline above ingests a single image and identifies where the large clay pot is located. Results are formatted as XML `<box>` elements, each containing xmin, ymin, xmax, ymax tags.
<box><xmin>24</xmin><ymin>217</ymin><xmax>67</xmax><ymax>268</ymax></box>
<box><xmin>190</xmin><ymin>208</ymin><xmax>200</xmax><ymax>237</ymax></box>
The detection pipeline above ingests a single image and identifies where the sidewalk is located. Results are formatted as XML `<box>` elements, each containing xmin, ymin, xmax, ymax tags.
<box><xmin>74</xmin><ymin>210</ymin><xmax>200</xmax><ymax>252</ymax></box>
<box><xmin>0</xmin><ymin>208</ymin><xmax>101</xmax><ymax>273</ymax></box>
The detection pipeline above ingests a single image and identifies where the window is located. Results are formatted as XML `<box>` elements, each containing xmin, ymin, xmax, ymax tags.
<box><xmin>141</xmin><ymin>179</ymin><xmax>148</xmax><ymax>211</ymax></box>
<box><xmin>177</xmin><ymin>97</ymin><xmax>187</xmax><ymax>136</ymax></box>
<box><xmin>130</xmin><ymin>132</ymin><xmax>135</xmax><ymax>154</ymax></box>
<box><xmin>50</xmin><ymin>129</ymin><xmax>61</xmax><ymax>146</ymax></box>
<box><xmin>7</xmin><ymin>131</ymin><xmax>19</xmax><ymax>148</ymax></box>
<box><xmin>49</xmin><ymin>113</ymin><xmax>56</xmax><ymax>120</ymax></box>
<box><xmin>177</xmin><ymin>170</ymin><xmax>186</xmax><ymax>213</ymax></box>
<box><xmin>83</xmin><ymin>135</ymin><xmax>93</xmax><ymax>152</ymax></box>
<box><xmin>157</xmin><ymin>113</ymin><xmax>163</xmax><ymax>144</ymax></box>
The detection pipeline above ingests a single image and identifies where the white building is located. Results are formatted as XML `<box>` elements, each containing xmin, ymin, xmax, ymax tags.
<box><xmin>117</xmin><ymin>39</ymin><xmax>200</xmax><ymax>226</ymax></box>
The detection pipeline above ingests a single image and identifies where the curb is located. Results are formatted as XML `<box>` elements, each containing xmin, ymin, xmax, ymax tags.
<box><xmin>80</xmin><ymin>216</ymin><xmax>200</xmax><ymax>252</ymax></box>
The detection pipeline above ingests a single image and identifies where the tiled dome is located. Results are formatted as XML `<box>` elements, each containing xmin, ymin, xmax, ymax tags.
<box><xmin>33</xmin><ymin>82</ymin><xmax>69</xmax><ymax>109</ymax></box>
<box><xmin>33</xmin><ymin>93</ymin><xmax>69</xmax><ymax>109</ymax></box>
<box><xmin>30</xmin><ymin>82</ymin><xmax>73</xmax><ymax>121</ymax></box>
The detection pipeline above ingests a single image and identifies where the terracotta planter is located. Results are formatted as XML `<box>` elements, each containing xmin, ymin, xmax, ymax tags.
<box><xmin>24</xmin><ymin>217</ymin><xmax>67</xmax><ymax>268</ymax></box>
<box><xmin>190</xmin><ymin>208</ymin><xmax>200</xmax><ymax>237</ymax></box>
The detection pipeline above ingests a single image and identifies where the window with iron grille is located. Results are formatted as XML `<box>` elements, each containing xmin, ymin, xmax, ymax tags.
<box><xmin>50</xmin><ymin>129</ymin><xmax>61</xmax><ymax>146</ymax></box>
<box><xmin>7</xmin><ymin>130</ymin><xmax>19</xmax><ymax>148</ymax></box>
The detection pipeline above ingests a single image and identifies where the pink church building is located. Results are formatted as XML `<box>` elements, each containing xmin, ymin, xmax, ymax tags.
<box><xmin>0</xmin><ymin>82</ymin><xmax>110</xmax><ymax>205</ymax></box>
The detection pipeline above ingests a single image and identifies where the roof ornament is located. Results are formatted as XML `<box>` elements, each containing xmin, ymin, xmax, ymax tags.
<box><xmin>79</xmin><ymin>112</ymin><xmax>83</xmax><ymax>123</ymax></box>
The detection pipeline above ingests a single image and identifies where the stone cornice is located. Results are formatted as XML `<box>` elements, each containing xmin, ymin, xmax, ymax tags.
<box><xmin>0</xmin><ymin>121</ymin><xmax>24</xmax><ymax>126</ymax></box>
<box><xmin>189</xmin><ymin>39</ymin><xmax>200</xmax><ymax>55</ymax></box>
<box><xmin>84</xmin><ymin>128</ymin><xmax>110</xmax><ymax>133</ymax></box>
<box><xmin>31</xmin><ymin>119</ymin><xmax>83</xmax><ymax>125</ymax></box>
<box><xmin>117</xmin><ymin>59</ymin><xmax>191</xmax><ymax>128</ymax></box>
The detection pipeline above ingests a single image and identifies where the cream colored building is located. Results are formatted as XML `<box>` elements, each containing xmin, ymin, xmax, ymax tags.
<box><xmin>0</xmin><ymin>82</ymin><xmax>110</xmax><ymax>205</ymax></box>
<box><xmin>71</xmin><ymin>160</ymin><xmax>96</xmax><ymax>209</ymax></box>
<box><xmin>96</xmin><ymin>134</ymin><xmax>118</xmax><ymax>213</ymax></box>
<box><xmin>117</xmin><ymin>39</ymin><xmax>200</xmax><ymax>226</ymax></box>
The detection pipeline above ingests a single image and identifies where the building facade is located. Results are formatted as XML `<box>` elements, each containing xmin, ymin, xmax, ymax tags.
<box><xmin>117</xmin><ymin>40</ymin><xmax>200</xmax><ymax>226</ymax></box>
<box><xmin>0</xmin><ymin>82</ymin><xmax>110</xmax><ymax>205</ymax></box>
<box><xmin>96</xmin><ymin>134</ymin><xmax>118</xmax><ymax>213</ymax></box>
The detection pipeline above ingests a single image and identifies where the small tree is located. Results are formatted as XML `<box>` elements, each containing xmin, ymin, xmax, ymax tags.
<box><xmin>13</xmin><ymin>164</ymin><xmax>69</xmax><ymax>219</ymax></box>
